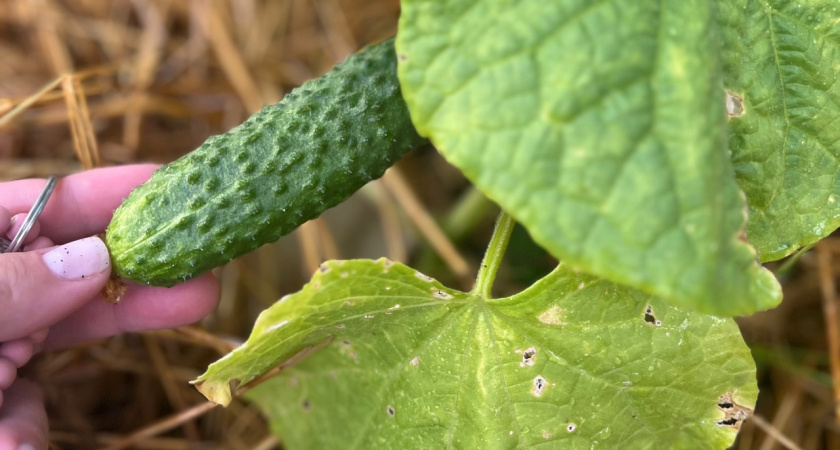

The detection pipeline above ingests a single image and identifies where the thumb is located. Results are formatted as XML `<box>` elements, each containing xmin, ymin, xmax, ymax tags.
<box><xmin>0</xmin><ymin>236</ymin><xmax>111</xmax><ymax>342</ymax></box>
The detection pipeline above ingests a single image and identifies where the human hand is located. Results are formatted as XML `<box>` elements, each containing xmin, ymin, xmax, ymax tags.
<box><xmin>0</xmin><ymin>165</ymin><xmax>220</xmax><ymax>449</ymax></box>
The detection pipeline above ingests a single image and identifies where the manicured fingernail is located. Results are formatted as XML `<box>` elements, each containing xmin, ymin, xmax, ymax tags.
<box><xmin>18</xmin><ymin>444</ymin><xmax>36</xmax><ymax>450</ymax></box>
<box><xmin>42</xmin><ymin>237</ymin><xmax>110</xmax><ymax>281</ymax></box>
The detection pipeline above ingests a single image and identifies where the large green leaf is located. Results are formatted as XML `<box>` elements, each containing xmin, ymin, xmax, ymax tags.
<box><xmin>719</xmin><ymin>0</ymin><xmax>840</xmax><ymax>261</ymax></box>
<box><xmin>395</xmin><ymin>0</ymin><xmax>781</xmax><ymax>315</ymax></box>
<box><xmin>194</xmin><ymin>259</ymin><xmax>757</xmax><ymax>449</ymax></box>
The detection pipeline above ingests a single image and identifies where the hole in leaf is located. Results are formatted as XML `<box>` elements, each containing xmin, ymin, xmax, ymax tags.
<box><xmin>566</xmin><ymin>423</ymin><xmax>576</xmax><ymax>432</ymax></box>
<box><xmin>410</xmin><ymin>356</ymin><xmax>420</xmax><ymax>366</ymax></box>
<box><xmin>715</xmin><ymin>391</ymin><xmax>752</xmax><ymax>430</ymax></box>
<box><xmin>726</xmin><ymin>91</ymin><xmax>744</xmax><ymax>117</ymax></box>
<box><xmin>387</xmin><ymin>405</ymin><xmax>395</xmax><ymax>417</ymax></box>
<box><xmin>302</xmin><ymin>399</ymin><xmax>311</xmax><ymax>411</ymax></box>
<box><xmin>644</xmin><ymin>306</ymin><xmax>662</xmax><ymax>326</ymax></box>
<box><xmin>521</xmin><ymin>347</ymin><xmax>537</xmax><ymax>367</ymax></box>
<box><xmin>533</xmin><ymin>375</ymin><xmax>547</xmax><ymax>397</ymax></box>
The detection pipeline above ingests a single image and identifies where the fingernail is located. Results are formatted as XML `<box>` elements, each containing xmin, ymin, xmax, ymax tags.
<box><xmin>42</xmin><ymin>237</ymin><xmax>110</xmax><ymax>281</ymax></box>
<box><xmin>18</xmin><ymin>444</ymin><xmax>36</xmax><ymax>450</ymax></box>
<box><xmin>6</xmin><ymin>214</ymin><xmax>17</xmax><ymax>239</ymax></box>
<box><xmin>7</xmin><ymin>214</ymin><xmax>22</xmax><ymax>237</ymax></box>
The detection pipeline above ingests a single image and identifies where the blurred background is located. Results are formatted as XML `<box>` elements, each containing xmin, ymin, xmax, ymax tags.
<box><xmin>0</xmin><ymin>1</ymin><xmax>836</xmax><ymax>449</ymax></box>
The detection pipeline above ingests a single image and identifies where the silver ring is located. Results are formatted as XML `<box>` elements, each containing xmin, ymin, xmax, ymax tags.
<box><xmin>1</xmin><ymin>176</ymin><xmax>58</xmax><ymax>253</ymax></box>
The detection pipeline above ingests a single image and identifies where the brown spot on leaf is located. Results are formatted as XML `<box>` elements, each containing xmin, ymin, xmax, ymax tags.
<box><xmin>538</xmin><ymin>306</ymin><xmax>564</xmax><ymax>325</ymax></box>
<box><xmin>415</xmin><ymin>271</ymin><xmax>434</xmax><ymax>282</ymax></box>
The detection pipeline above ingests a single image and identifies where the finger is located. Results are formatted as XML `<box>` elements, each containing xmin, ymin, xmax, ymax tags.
<box><xmin>0</xmin><ymin>164</ymin><xmax>159</xmax><ymax>244</ymax></box>
<box><xmin>0</xmin><ymin>359</ymin><xmax>15</xmax><ymax>390</ymax></box>
<box><xmin>0</xmin><ymin>341</ymin><xmax>33</xmax><ymax>367</ymax></box>
<box><xmin>44</xmin><ymin>272</ymin><xmax>220</xmax><ymax>349</ymax></box>
<box><xmin>0</xmin><ymin>237</ymin><xmax>111</xmax><ymax>341</ymax></box>
<box><xmin>6</xmin><ymin>214</ymin><xmax>41</xmax><ymax>244</ymax></box>
<box><xmin>0</xmin><ymin>380</ymin><xmax>48</xmax><ymax>450</ymax></box>
<box><xmin>28</xmin><ymin>330</ymin><xmax>49</xmax><ymax>345</ymax></box>
<box><xmin>23</xmin><ymin>237</ymin><xmax>54</xmax><ymax>252</ymax></box>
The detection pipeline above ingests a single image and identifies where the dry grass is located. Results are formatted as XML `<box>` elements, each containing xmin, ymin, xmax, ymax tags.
<box><xmin>0</xmin><ymin>1</ymin><xmax>409</xmax><ymax>448</ymax></box>
<box><xmin>0</xmin><ymin>1</ymin><xmax>838</xmax><ymax>449</ymax></box>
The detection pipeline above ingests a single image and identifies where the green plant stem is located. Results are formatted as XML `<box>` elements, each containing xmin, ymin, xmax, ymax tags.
<box><xmin>472</xmin><ymin>211</ymin><xmax>515</xmax><ymax>299</ymax></box>
<box><xmin>775</xmin><ymin>243</ymin><xmax>814</xmax><ymax>277</ymax></box>
<box><xmin>443</xmin><ymin>186</ymin><xmax>496</xmax><ymax>242</ymax></box>
<box><xmin>413</xmin><ymin>187</ymin><xmax>496</xmax><ymax>288</ymax></box>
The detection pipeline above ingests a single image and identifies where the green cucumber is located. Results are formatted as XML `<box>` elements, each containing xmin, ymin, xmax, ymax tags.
<box><xmin>106</xmin><ymin>38</ymin><xmax>426</xmax><ymax>286</ymax></box>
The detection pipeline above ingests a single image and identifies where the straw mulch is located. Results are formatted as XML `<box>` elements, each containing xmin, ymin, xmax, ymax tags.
<box><xmin>0</xmin><ymin>1</ymin><xmax>838</xmax><ymax>449</ymax></box>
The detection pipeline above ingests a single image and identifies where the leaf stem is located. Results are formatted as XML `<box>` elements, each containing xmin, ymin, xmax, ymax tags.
<box><xmin>472</xmin><ymin>211</ymin><xmax>515</xmax><ymax>299</ymax></box>
<box><xmin>775</xmin><ymin>243</ymin><xmax>814</xmax><ymax>277</ymax></box>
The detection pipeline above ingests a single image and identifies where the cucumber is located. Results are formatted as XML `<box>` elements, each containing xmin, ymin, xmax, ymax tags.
<box><xmin>106</xmin><ymin>38</ymin><xmax>426</xmax><ymax>286</ymax></box>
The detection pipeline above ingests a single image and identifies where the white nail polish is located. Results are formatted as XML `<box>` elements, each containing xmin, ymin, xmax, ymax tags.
<box><xmin>42</xmin><ymin>237</ymin><xmax>111</xmax><ymax>281</ymax></box>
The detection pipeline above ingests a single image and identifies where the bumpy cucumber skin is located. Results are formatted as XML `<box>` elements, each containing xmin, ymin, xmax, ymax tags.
<box><xmin>106</xmin><ymin>38</ymin><xmax>425</xmax><ymax>286</ymax></box>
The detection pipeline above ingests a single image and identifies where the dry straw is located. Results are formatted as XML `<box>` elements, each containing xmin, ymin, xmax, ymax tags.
<box><xmin>1</xmin><ymin>1</ymin><xmax>837</xmax><ymax>449</ymax></box>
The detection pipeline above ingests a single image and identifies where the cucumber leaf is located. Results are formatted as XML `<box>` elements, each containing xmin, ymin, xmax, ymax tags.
<box><xmin>194</xmin><ymin>259</ymin><xmax>757</xmax><ymax>449</ymax></box>
<box><xmin>395</xmin><ymin>0</ymin><xmax>781</xmax><ymax>315</ymax></box>
<box><xmin>719</xmin><ymin>0</ymin><xmax>840</xmax><ymax>261</ymax></box>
